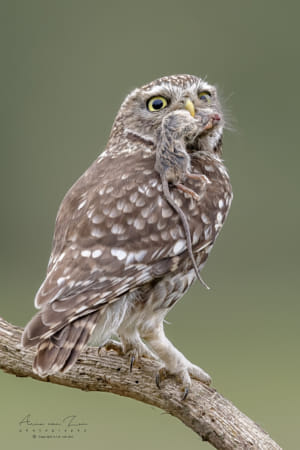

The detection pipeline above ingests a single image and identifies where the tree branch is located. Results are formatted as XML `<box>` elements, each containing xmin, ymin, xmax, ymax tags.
<box><xmin>0</xmin><ymin>316</ymin><xmax>281</xmax><ymax>450</ymax></box>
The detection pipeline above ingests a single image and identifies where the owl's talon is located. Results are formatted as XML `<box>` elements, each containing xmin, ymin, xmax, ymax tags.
<box><xmin>155</xmin><ymin>367</ymin><xmax>167</xmax><ymax>390</ymax></box>
<box><xmin>155</xmin><ymin>373</ymin><xmax>161</xmax><ymax>389</ymax></box>
<box><xmin>129</xmin><ymin>353</ymin><xmax>135</xmax><ymax>372</ymax></box>
<box><xmin>182</xmin><ymin>387</ymin><xmax>189</xmax><ymax>401</ymax></box>
<box><xmin>123</xmin><ymin>344</ymin><xmax>156</xmax><ymax>372</ymax></box>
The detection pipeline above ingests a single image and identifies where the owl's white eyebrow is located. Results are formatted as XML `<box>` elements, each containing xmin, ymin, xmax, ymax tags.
<box><xmin>142</xmin><ymin>86</ymin><xmax>171</xmax><ymax>98</ymax></box>
<box><xmin>197</xmin><ymin>81</ymin><xmax>214</xmax><ymax>93</ymax></box>
<box><xmin>143</xmin><ymin>83</ymin><xmax>214</xmax><ymax>100</ymax></box>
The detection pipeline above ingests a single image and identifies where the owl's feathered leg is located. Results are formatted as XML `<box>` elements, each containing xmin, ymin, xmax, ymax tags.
<box><xmin>119</xmin><ymin>332</ymin><xmax>157</xmax><ymax>360</ymax></box>
<box><xmin>143</xmin><ymin>323</ymin><xmax>211</xmax><ymax>397</ymax></box>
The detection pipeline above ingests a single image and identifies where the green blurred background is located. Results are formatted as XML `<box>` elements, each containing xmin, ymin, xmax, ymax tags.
<box><xmin>1</xmin><ymin>1</ymin><xmax>299</xmax><ymax>448</ymax></box>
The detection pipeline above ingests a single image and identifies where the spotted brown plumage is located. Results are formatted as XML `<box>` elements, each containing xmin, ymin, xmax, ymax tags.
<box><xmin>22</xmin><ymin>74</ymin><xmax>232</xmax><ymax>394</ymax></box>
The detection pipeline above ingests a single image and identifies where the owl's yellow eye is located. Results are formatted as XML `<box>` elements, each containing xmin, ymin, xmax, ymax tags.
<box><xmin>198</xmin><ymin>91</ymin><xmax>211</xmax><ymax>103</ymax></box>
<box><xmin>147</xmin><ymin>96</ymin><xmax>168</xmax><ymax>112</ymax></box>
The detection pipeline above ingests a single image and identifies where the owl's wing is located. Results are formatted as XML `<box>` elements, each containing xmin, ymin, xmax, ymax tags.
<box><xmin>22</xmin><ymin>145</ymin><xmax>212</xmax><ymax>348</ymax></box>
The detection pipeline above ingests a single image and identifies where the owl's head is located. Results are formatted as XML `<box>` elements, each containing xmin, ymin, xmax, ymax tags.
<box><xmin>111</xmin><ymin>74</ymin><xmax>223</xmax><ymax>153</ymax></box>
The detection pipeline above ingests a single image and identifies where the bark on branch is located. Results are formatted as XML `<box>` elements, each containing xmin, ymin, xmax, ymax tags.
<box><xmin>0</xmin><ymin>316</ymin><xmax>281</xmax><ymax>450</ymax></box>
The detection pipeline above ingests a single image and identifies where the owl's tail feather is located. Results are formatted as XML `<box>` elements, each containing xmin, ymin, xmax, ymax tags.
<box><xmin>32</xmin><ymin>311</ymin><xmax>99</xmax><ymax>377</ymax></box>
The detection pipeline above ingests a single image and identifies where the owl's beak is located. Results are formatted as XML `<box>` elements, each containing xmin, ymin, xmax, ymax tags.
<box><xmin>184</xmin><ymin>98</ymin><xmax>195</xmax><ymax>117</ymax></box>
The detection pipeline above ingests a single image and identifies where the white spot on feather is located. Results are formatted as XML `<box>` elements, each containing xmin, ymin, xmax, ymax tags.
<box><xmin>94</xmin><ymin>297</ymin><xmax>110</xmax><ymax>305</ymax></box>
<box><xmin>117</xmin><ymin>199</ymin><xmax>125</xmax><ymax>211</ymax></box>
<box><xmin>111</xmin><ymin>224</ymin><xmax>125</xmax><ymax>235</ymax></box>
<box><xmin>157</xmin><ymin>220</ymin><xmax>166</xmax><ymax>231</ymax></box>
<box><xmin>162</xmin><ymin>207</ymin><xmax>173</xmax><ymax>218</ymax></box>
<box><xmin>136</xmin><ymin>197</ymin><xmax>146</xmax><ymax>207</ymax></box>
<box><xmin>111</xmin><ymin>248</ymin><xmax>127</xmax><ymax>260</ymax></box>
<box><xmin>141</xmin><ymin>207</ymin><xmax>151</xmax><ymax>219</ymax></box>
<box><xmin>125</xmin><ymin>252</ymin><xmax>135</xmax><ymax>264</ymax></box>
<box><xmin>123</xmin><ymin>203</ymin><xmax>133</xmax><ymax>213</ymax></box>
<box><xmin>78</xmin><ymin>200</ymin><xmax>87</xmax><ymax>210</ymax></box>
<box><xmin>192</xmin><ymin>229</ymin><xmax>201</xmax><ymax>245</ymax></box>
<box><xmin>145</xmin><ymin>188</ymin><xmax>155</xmax><ymax>198</ymax></box>
<box><xmin>161</xmin><ymin>231</ymin><xmax>169</xmax><ymax>241</ymax></box>
<box><xmin>134</xmin><ymin>218</ymin><xmax>145</xmax><ymax>230</ymax></box>
<box><xmin>58</xmin><ymin>252</ymin><xmax>65</xmax><ymax>262</ymax></box>
<box><xmin>81</xmin><ymin>250</ymin><xmax>91</xmax><ymax>257</ymax></box>
<box><xmin>135</xmin><ymin>249</ymin><xmax>147</xmax><ymax>262</ymax></box>
<box><xmin>174</xmin><ymin>197</ymin><xmax>182</xmax><ymax>207</ymax></box>
<box><xmin>201</xmin><ymin>213</ymin><xmax>210</xmax><ymax>224</ymax></box>
<box><xmin>92</xmin><ymin>249</ymin><xmax>102</xmax><ymax>258</ymax></box>
<box><xmin>129</xmin><ymin>192</ymin><xmax>138</xmax><ymax>203</ymax></box>
<box><xmin>173</xmin><ymin>239</ymin><xmax>186</xmax><ymax>255</ymax></box>
<box><xmin>57</xmin><ymin>277</ymin><xmax>65</xmax><ymax>286</ymax></box>
<box><xmin>109</xmin><ymin>208</ymin><xmax>120</xmax><ymax>218</ymax></box>
<box><xmin>100</xmin><ymin>291</ymin><xmax>112</xmax><ymax>297</ymax></box>
<box><xmin>87</xmin><ymin>208</ymin><xmax>95</xmax><ymax>219</ymax></box>
<box><xmin>138</xmin><ymin>185</ymin><xmax>148</xmax><ymax>194</ymax></box>
<box><xmin>91</xmin><ymin>228</ymin><xmax>105</xmax><ymax>238</ymax></box>
<box><xmin>76</xmin><ymin>305</ymin><xmax>88</xmax><ymax>314</ymax></box>
<box><xmin>149</xmin><ymin>178</ymin><xmax>158</xmax><ymax>188</ymax></box>
<box><xmin>92</xmin><ymin>215</ymin><xmax>102</xmax><ymax>224</ymax></box>
<box><xmin>204</xmin><ymin>226</ymin><xmax>212</xmax><ymax>240</ymax></box>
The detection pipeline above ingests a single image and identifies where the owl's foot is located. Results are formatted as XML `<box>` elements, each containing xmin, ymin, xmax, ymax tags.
<box><xmin>155</xmin><ymin>366</ymin><xmax>191</xmax><ymax>400</ymax></box>
<box><xmin>144</xmin><ymin>328</ymin><xmax>211</xmax><ymax>399</ymax></box>
<box><xmin>121</xmin><ymin>339</ymin><xmax>157</xmax><ymax>372</ymax></box>
<box><xmin>98</xmin><ymin>339</ymin><xmax>123</xmax><ymax>356</ymax></box>
<box><xmin>98</xmin><ymin>338</ymin><xmax>156</xmax><ymax>372</ymax></box>
<box><xmin>188</xmin><ymin>362</ymin><xmax>212</xmax><ymax>385</ymax></box>
<box><xmin>155</xmin><ymin>362</ymin><xmax>211</xmax><ymax>400</ymax></box>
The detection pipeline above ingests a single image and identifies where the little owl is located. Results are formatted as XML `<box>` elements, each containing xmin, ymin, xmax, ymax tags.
<box><xmin>22</xmin><ymin>74</ymin><xmax>233</xmax><ymax>397</ymax></box>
